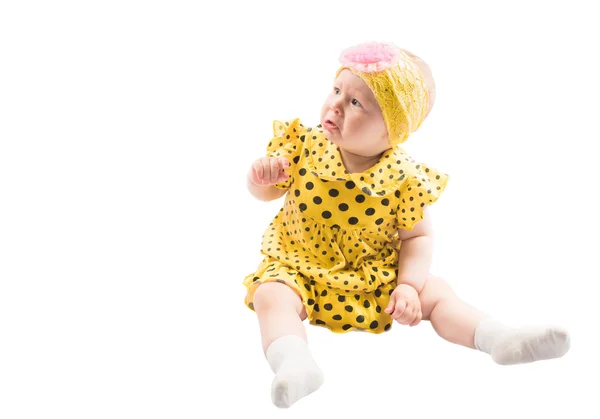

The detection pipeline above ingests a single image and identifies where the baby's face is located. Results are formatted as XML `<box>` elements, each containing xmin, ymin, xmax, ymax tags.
<box><xmin>320</xmin><ymin>69</ymin><xmax>390</xmax><ymax>158</ymax></box>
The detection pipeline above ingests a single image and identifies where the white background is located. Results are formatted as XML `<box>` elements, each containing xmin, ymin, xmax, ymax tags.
<box><xmin>1</xmin><ymin>0</ymin><xmax>598</xmax><ymax>417</ymax></box>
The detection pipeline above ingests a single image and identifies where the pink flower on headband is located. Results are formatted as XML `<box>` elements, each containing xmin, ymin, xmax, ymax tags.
<box><xmin>339</xmin><ymin>41</ymin><xmax>402</xmax><ymax>72</ymax></box>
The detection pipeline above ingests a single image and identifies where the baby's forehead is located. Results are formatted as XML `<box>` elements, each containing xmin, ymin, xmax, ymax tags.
<box><xmin>335</xmin><ymin>70</ymin><xmax>375</xmax><ymax>98</ymax></box>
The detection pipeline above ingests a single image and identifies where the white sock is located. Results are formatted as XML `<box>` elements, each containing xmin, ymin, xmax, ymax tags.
<box><xmin>265</xmin><ymin>334</ymin><xmax>324</xmax><ymax>408</ymax></box>
<box><xmin>474</xmin><ymin>317</ymin><xmax>571</xmax><ymax>365</ymax></box>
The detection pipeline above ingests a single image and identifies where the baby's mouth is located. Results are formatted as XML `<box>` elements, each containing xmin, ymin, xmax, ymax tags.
<box><xmin>324</xmin><ymin>120</ymin><xmax>338</xmax><ymax>130</ymax></box>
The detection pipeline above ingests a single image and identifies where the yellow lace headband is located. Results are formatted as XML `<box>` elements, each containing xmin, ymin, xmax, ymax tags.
<box><xmin>335</xmin><ymin>41</ymin><xmax>430</xmax><ymax>147</ymax></box>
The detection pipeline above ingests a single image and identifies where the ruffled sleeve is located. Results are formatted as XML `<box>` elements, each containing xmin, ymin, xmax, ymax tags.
<box><xmin>396</xmin><ymin>164</ymin><xmax>449</xmax><ymax>230</ymax></box>
<box><xmin>266</xmin><ymin>118</ymin><xmax>305</xmax><ymax>190</ymax></box>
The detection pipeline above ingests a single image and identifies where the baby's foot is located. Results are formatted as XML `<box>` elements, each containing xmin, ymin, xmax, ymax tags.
<box><xmin>271</xmin><ymin>357</ymin><xmax>324</xmax><ymax>408</ymax></box>
<box><xmin>266</xmin><ymin>335</ymin><xmax>324</xmax><ymax>408</ymax></box>
<box><xmin>490</xmin><ymin>325</ymin><xmax>571</xmax><ymax>365</ymax></box>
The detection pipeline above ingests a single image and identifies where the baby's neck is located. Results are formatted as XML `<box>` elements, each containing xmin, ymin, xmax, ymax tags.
<box><xmin>339</xmin><ymin>148</ymin><xmax>384</xmax><ymax>174</ymax></box>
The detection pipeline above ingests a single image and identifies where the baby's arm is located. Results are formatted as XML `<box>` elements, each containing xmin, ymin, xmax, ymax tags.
<box><xmin>385</xmin><ymin>207</ymin><xmax>434</xmax><ymax>326</ymax></box>
<box><xmin>247</xmin><ymin>157</ymin><xmax>289</xmax><ymax>201</ymax></box>
<box><xmin>396</xmin><ymin>206</ymin><xmax>435</xmax><ymax>294</ymax></box>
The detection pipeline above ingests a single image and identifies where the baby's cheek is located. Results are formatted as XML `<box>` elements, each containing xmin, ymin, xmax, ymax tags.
<box><xmin>320</xmin><ymin>100</ymin><xmax>330</xmax><ymax>118</ymax></box>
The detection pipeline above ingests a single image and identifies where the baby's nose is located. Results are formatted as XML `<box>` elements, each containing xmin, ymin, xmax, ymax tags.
<box><xmin>330</xmin><ymin>101</ymin><xmax>342</xmax><ymax>114</ymax></box>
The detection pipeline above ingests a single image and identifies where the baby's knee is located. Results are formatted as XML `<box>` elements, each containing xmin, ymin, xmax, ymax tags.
<box><xmin>422</xmin><ymin>275</ymin><xmax>456</xmax><ymax>301</ymax></box>
<box><xmin>253</xmin><ymin>282</ymin><xmax>301</xmax><ymax>311</ymax></box>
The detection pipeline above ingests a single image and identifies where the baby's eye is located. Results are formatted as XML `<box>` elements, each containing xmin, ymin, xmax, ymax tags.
<box><xmin>351</xmin><ymin>98</ymin><xmax>362</xmax><ymax>107</ymax></box>
<box><xmin>334</xmin><ymin>87</ymin><xmax>340</xmax><ymax>94</ymax></box>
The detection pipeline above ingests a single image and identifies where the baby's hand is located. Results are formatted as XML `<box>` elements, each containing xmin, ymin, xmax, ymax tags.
<box><xmin>385</xmin><ymin>283</ymin><xmax>422</xmax><ymax>327</ymax></box>
<box><xmin>248</xmin><ymin>157</ymin><xmax>290</xmax><ymax>186</ymax></box>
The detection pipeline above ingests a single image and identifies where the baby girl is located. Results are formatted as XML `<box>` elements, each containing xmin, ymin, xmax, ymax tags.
<box><xmin>243</xmin><ymin>41</ymin><xmax>570</xmax><ymax>408</ymax></box>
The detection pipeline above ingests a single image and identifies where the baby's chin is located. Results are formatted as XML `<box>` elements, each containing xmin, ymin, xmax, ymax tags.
<box><xmin>322</xmin><ymin>127</ymin><xmax>341</xmax><ymax>143</ymax></box>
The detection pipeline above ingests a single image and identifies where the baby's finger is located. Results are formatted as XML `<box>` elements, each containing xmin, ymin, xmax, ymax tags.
<box><xmin>391</xmin><ymin>299</ymin><xmax>407</xmax><ymax>320</ymax></box>
<box><xmin>276</xmin><ymin>158</ymin><xmax>289</xmax><ymax>182</ymax></box>
<box><xmin>279</xmin><ymin>158</ymin><xmax>290</xmax><ymax>170</ymax></box>
<box><xmin>397</xmin><ymin>305</ymin><xmax>415</xmax><ymax>324</ymax></box>
<box><xmin>384</xmin><ymin>294</ymin><xmax>397</xmax><ymax>315</ymax></box>
<box><xmin>269</xmin><ymin>158</ymin><xmax>280</xmax><ymax>183</ymax></box>
<box><xmin>276</xmin><ymin>170</ymin><xmax>289</xmax><ymax>183</ymax></box>
<box><xmin>409</xmin><ymin>311</ymin><xmax>423</xmax><ymax>327</ymax></box>
<box><xmin>251</xmin><ymin>159</ymin><xmax>266</xmax><ymax>184</ymax></box>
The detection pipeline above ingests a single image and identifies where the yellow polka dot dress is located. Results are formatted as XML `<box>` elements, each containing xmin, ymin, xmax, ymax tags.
<box><xmin>243</xmin><ymin>118</ymin><xmax>449</xmax><ymax>334</ymax></box>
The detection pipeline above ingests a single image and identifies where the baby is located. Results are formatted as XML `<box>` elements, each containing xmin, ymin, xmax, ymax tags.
<box><xmin>243</xmin><ymin>41</ymin><xmax>570</xmax><ymax>408</ymax></box>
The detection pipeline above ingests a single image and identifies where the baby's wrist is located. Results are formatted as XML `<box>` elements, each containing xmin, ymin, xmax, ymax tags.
<box><xmin>396</xmin><ymin>281</ymin><xmax>423</xmax><ymax>295</ymax></box>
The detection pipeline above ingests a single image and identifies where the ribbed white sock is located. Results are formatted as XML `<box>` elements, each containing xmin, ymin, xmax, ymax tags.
<box><xmin>474</xmin><ymin>318</ymin><xmax>571</xmax><ymax>365</ymax></box>
<box><xmin>265</xmin><ymin>335</ymin><xmax>324</xmax><ymax>408</ymax></box>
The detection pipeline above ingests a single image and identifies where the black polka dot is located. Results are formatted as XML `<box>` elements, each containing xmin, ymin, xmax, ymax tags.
<box><xmin>333</xmin><ymin>314</ymin><xmax>342</xmax><ymax>320</ymax></box>
<box><xmin>381</xmin><ymin>198</ymin><xmax>390</xmax><ymax>206</ymax></box>
<box><xmin>329</xmin><ymin>189</ymin><xmax>339</xmax><ymax>197</ymax></box>
<box><xmin>356</xmin><ymin>315</ymin><xmax>365</xmax><ymax>323</ymax></box>
<box><xmin>348</xmin><ymin>217</ymin><xmax>358</xmax><ymax>225</ymax></box>
<box><xmin>365</xmin><ymin>208</ymin><xmax>375</xmax><ymax>216</ymax></box>
<box><xmin>324</xmin><ymin>303</ymin><xmax>333</xmax><ymax>311</ymax></box>
<box><xmin>306</xmin><ymin>182</ymin><xmax>314</xmax><ymax>190</ymax></box>
<box><xmin>369</xmin><ymin>321</ymin><xmax>379</xmax><ymax>329</ymax></box>
<box><xmin>299</xmin><ymin>168</ymin><xmax>307</xmax><ymax>176</ymax></box>
<box><xmin>299</xmin><ymin>203</ymin><xmax>307</xmax><ymax>211</ymax></box>
<box><xmin>375</xmin><ymin>218</ymin><xmax>384</xmax><ymax>225</ymax></box>
<box><xmin>355</xmin><ymin>195</ymin><xmax>365</xmax><ymax>203</ymax></box>
<box><xmin>363</xmin><ymin>300</ymin><xmax>371</xmax><ymax>308</ymax></box>
<box><xmin>342</xmin><ymin>324</ymin><xmax>352</xmax><ymax>330</ymax></box>
<box><xmin>338</xmin><ymin>296</ymin><xmax>346</xmax><ymax>302</ymax></box>
<box><xmin>345</xmin><ymin>305</ymin><xmax>353</xmax><ymax>312</ymax></box>
<box><xmin>338</xmin><ymin>203</ymin><xmax>349</xmax><ymax>211</ymax></box>
<box><xmin>313</xmin><ymin>196</ymin><xmax>322</xmax><ymax>204</ymax></box>
<box><xmin>322</xmin><ymin>211</ymin><xmax>332</xmax><ymax>219</ymax></box>
<box><xmin>345</xmin><ymin>181</ymin><xmax>356</xmax><ymax>189</ymax></box>
<box><xmin>294</xmin><ymin>189</ymin><xmax>300</xmax><ymax>197</ymax></box>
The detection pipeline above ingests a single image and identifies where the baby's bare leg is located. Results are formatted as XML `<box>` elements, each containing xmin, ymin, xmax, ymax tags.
<box><xmin>253</xmin><ymin>282</ymin><xmax>323</xmax><ymax>408</ymax></box>
<box><xmin>419</xmin><ymin>275</ymin><xmax>570</xmax><ymax>364</ymax></box>
<box><xmin>253</xmin><ymin>282</ymin><xmax>308</xmax><ymax>353</ymax></box>
<box><xmin>419</xmin><ymin>275</ymin><xmax>487</xmax><ymax>348</ymax></box>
